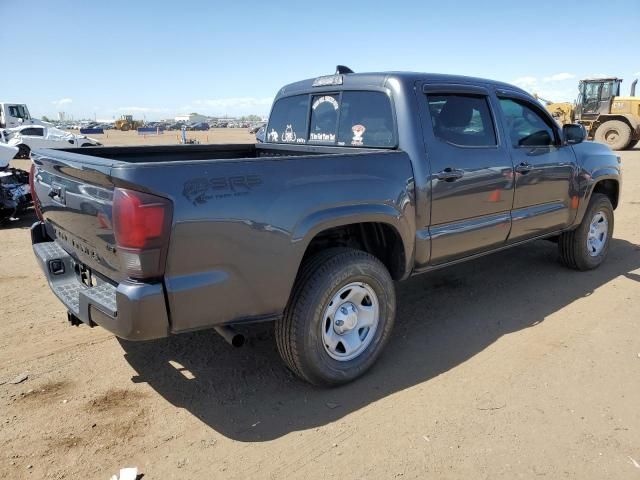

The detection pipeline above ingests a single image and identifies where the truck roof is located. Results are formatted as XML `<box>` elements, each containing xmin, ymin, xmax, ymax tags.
<box><xmin>276</xmin><ymin>71</ymin><xmax>529</xmax><ymax>99</ymax></box>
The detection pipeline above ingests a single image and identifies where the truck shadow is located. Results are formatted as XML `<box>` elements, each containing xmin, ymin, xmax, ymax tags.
<box><xmin>119</xmin><ymin>238</ymin><xmax>640</xmax><ymax>442</ymax></box>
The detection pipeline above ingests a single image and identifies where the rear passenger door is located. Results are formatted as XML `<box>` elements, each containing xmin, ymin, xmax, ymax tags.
<box><xmin>496</xmin><ymin>92</ymin><xmax>579</xmax><ymax>242</ymax></box>
<box><xmin>421</xmin><ymin>84</ymin><xmax>514</xmax><ymax>265</ymax></box>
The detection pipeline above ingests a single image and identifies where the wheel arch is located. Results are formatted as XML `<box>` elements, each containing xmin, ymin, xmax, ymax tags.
<box><xmin>591</xmin><ymin>177</ymin><xmax>620</xmax><ymax>210</ymax></box>
<box><xmin>292</xmin><ymin>204</ymin><xmax>414</xmax><ymax>282</ymax></box>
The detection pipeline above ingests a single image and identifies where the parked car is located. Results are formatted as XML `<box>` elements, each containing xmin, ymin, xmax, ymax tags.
<box><xmin>1</xmin><ymin>125</ymin><xmax>101</xmax><ymax>158</ymax></box>
<box><xmin>188</xmin><ymin>122</ymin><xmax>210</xmax><ymax>131</ymax></box>
<box><xmin>249</xmin><ymin>122</ymin><xmax>266</xmax><ymax>134</ymax></box>
<box><xmin>29</xmin><ymin>68</ymin><xmax>621</xmax><ymax>386</ymax></box>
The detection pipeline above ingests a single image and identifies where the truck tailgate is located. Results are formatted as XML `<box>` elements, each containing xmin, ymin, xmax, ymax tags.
<box><xmin>31</xmin><ymin>150</ymin><xmax>124</xmax><ymax>283</ymax></box>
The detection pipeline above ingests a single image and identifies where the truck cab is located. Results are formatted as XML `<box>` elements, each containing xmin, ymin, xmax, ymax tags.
<box><xmin>0</xmin><ymin>103</ymin><xmax>41</xmax><ymax>129</ymax></box>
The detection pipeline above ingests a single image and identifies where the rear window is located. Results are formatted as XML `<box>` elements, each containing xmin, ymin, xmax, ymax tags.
<box><xmin>267</xmin><ymin>91</ymin><xmax>396</xmax><ymax>148</ymax></box>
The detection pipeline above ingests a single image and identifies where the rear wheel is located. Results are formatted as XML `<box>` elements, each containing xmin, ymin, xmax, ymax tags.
<box><xmin>594</xmin><ymin>120</ymin><xmax>631</xmax><ymax>151</ymax></box>
<box><xmin>558</xmin><ymin>193</ymin><xmax>613</xmax><ymax>270</ymax></box>
<box><xmin>276</xmin><ymin>248</ymin><xmax>396</xmax><ymax>386</ymax></box>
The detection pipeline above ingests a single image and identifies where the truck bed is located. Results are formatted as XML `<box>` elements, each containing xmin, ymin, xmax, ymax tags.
<box><xmin>30</xmin><ymin>142</ymin><xmax>413</xmax><ymax>337</ymax></box>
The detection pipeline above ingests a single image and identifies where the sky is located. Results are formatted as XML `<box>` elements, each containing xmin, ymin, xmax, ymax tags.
<box><xmin>1</xmin><ymin>0</ymin><xmax>638</xmax><ymax>121</ymax></box>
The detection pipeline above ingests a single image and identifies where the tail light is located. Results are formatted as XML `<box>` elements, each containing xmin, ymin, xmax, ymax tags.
<box><xmin>29</xmin><ymin>163</ymin><xmax>44</xmax><ymax>221</ymax></box>
<box><xmin>112</xmin><ymin>187</ymin><xmax>173</xmax><ymax>280</ymax></box>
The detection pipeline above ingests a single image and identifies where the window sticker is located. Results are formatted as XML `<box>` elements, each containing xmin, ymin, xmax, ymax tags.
<box><xmin>312</xmin><ymin>96</ymin><xmax>339</xmax><ymax>111</ymax></box>
<box><xmin>267</xmin><ymin>129</ymin><xmax>279</xmax><ymax>142</ymax></box>
<box><xmin>351</xmin><ymin>124</ymin><xmax>366</xmax><ymax>146</ymax></box>
<box><xmin>310</xmin><ymin>132</ymin><xmax>336</xmax><ymax>142</ymax></box>
<box><xmin>281</xmin><ymin>124</ymin><xmax>297</xmax><ymax>143</ymax></box>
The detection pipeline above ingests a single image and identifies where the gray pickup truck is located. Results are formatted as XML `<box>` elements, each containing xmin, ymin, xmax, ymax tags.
<box><xmin>30</xmin><ymin>68</ymin><xmax>621</xmax><ymax>386</ymax></box>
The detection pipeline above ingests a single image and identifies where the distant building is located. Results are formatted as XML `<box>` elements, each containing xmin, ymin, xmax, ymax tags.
<box><xmin>58</xmin><ymin>112</ymin><xmax>66</xmax><ymax>121</ymax></box>
<box><xmin>175</xmin><ymin>113</ymin><xmax>207</xmax><ymax>124</ymax></box>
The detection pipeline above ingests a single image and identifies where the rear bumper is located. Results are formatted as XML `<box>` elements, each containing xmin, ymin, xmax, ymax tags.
<box><xmin>31</xmin><ymin>222</ymin><xmax>169</xmax><ymax>340</ymax></box>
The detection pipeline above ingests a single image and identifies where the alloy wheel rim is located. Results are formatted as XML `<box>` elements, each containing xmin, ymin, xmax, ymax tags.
<box><xmin>321</xmin><ymin>282</ymin><xmax>379</xmax><ymax>362</ymax></box>
<box><xmin>587</xmin><ymin>210</ymin><xmax>608</xmax><ymax>257</ymax></box>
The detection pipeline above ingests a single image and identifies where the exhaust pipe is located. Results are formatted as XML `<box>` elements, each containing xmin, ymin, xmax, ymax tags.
<box><xmin>214</xmin><ymin>325</ymin><xmax>245</xmax><ymax>347</ymax></box>
<box><xmin>631</xmin><ymin>79</ymin><xmax>638</xmax><ymax>97</ymax></box>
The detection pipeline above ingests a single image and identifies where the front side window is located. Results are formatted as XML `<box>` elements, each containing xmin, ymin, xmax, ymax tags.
<box><xmin>8</xmin><ymin>105</ymin><xmax>29</xmax><ymax>119</ymax></box>
<box><xmin>499</xmin><ymin>98</ymin><xmax>557</xmax><ymax>147</ymax></box>
<box><xmin>266</xmin><ymin>91</ymin><xmax>396</xmax><ymax>148</ymax></box>
<box><xmin>266</xmin><ymin>95</ymin><xmax>308</xmax><ymax>144</ymax></box>
<box><xmin>583</xmin><ymin>82</ymin><xmax>600</xmax><ymax>101</ymax></box>
<box><xmin>427</xmin><ymin>94</ymin><xmax>497</xmax><ymax>146</ymax></box>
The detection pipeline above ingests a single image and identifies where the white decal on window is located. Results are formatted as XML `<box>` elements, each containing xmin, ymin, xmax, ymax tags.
<box><xmin>310</xmin><ymin>132</ymin><xmax>335</xmax><ymax>142</ymax></box>
<box><xmin>281</xmin><ymin>125</ymin><xmax>297</xmax><ymax>142</ymax></box>
<box><xmin>268</xmin><ymin>129</ymin><xmax>279</xmax><ymax>142</ymax></box>
<box><xmin>351</xmin><ymin>124</ymin><xmax>366</xmax><ymax>146</ymax></box>
<box><xmin>312</xmin><ymin>96</ymin><xmax>339</xmax><ymax>111</ymax></box>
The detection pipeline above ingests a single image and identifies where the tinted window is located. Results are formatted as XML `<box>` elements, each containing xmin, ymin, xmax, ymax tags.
<box><xmin>428</xmin><ymin>94</ymin><xmax>496</xmax><ymax>146</ymax></box>
<box><xmin>266</xmin><ymin>91</ymin><xmax>397</xmax><ymax>148</ymax></box>
<box><xmin>337</xmin><ymin>91</ymin><xmax>395</xmax><ymax>148</ymax></box>
<box><xmin>499</xmin><ymin>98</ymin><xmax>556</xmax><ymax>147</ymax></box>
<box><xmin>20</xmin><ymin>127</ymin><xmax>44</xmax><ymax>136</ymax></box>
<box><xmin>266</xmin><ymin>95</ymin><xmax>308</xmax><ymax>144</ymax></box>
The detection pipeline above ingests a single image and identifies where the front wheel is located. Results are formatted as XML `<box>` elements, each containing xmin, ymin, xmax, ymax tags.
<box><xmin>558</xmin><ymin>193</ymin><xmax>614</xmax><ymax>270</ymax></box>
<box><xmin>276</xmin><ymin>248</ymin><xmax>396</xmax><ymax>386</ymax></box>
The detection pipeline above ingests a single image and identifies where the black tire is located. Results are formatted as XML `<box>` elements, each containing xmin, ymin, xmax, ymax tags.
<box><xmin>594</xmin><ymin>120</ymin><xmax>631</xmax><ymax>151</ymax></box>
<box><xmin>623</xmin><ymin>139</ymin><xmax>640</xmax><ymax>150</ymax></box>
<box><xmin>276</xmin><ymin>248</ymin><xmax>396</xmax><ymax>386</ymax></box>
<box><xmin>15</xmin><ymin>144</ymin><xmax>30</xmax><ymax>159</ymax></box>
<box><xmin>558</xmin><ymin>193</ymin><xmax>614</xmax><ymax>270</ymax></box>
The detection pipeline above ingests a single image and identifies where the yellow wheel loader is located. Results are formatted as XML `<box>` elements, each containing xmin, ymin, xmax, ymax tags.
<box><xmin>538</xmin><ymin>78</ymin><xmax>640</xmax><ymax>150</ymax></box>
<box><xmin>114</xmin><ymin>115</ymin><xmax>143</xmax><ymax>132</ymax></box>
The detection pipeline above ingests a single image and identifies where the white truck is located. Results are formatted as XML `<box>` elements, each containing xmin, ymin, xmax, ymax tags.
<box><xmin>0</xmin><ymin>102</ymin><xmax>46</xmax><ymax>129</ymax></box>
<box><xmin>0</xmin><ymin>125</ymin><xmax>102</xmax><ymax>159</ymax></box>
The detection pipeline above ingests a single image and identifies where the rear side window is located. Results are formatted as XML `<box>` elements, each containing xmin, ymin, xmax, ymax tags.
<box><xmin>266</xmin><ymin>91</ymin><xmax>396</xmax><ymax>148</ymax></box>
<box><xmin>266</xmin><ymin>95</ymin><xmax>308</xmax><ymax>144</ymax></box>
<box><xmin>428</xmin><ymin>94</ymin><xmax>497</xmax><ymax>147</ymax></box>
<box><xmin>499</xmin><ymin>98</ymin><xmax>557</xmax><ymax>147</ymax></box>
<box><xmin>20</xmin><ymin>127</ymin><xmax>44</xmax><ymax>136</ymax></box>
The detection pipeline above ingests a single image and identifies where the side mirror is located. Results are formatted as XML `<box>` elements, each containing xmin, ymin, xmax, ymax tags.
<box><xmin>563</xmin><ymin>123</ymin><xmax>586</xmax><ymax>145</ymax></box>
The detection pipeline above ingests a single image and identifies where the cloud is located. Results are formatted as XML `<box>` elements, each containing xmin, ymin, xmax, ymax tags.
<box><xmin>117</xmin><ymin>106</ymin><xmax>170</xmax><ymax>113</ymax></box>
<box><xmin>51</xmin><ymin>98</ymin><xmax>73</xmax><ymax>106</ymax></box>
<box><xmin>543</xmin><ymin>73</ymin><xmax>575</xmax><ymax>82</ymax></box>
<box><xmin>512</xmin><ymin>76</ymin><xmax>537</xmax><ymax>89</ymax></box>
<box><xmin>634</xmin><ymin>72</ymin><xmax>640</xmax><ymax>76</ymax></box>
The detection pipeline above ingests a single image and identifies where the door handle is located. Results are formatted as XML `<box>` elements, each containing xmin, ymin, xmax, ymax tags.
<box><xmin>515</xmin><ymin>162</ymin><xmax>533</xmax><ymax>174</ymax></box>
<box><xmin>436</xmin><ymin>167</ymin><xmax>464</xmax><ymax>182</ymax></box>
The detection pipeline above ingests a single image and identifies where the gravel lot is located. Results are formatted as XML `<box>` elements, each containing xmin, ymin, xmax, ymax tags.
<box><xmin>1</xmin><ymin>137</ymin><xmax>638</xmax><ymax>479</ymax></box>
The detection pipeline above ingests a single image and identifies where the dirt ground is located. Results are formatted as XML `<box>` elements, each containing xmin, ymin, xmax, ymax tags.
<box><xmin>74</xmin><ymin>128</ymin><xmax>256</xmax><ymax>146</ymax></box>
<box><xmin>1</xmin><ymin>136</ymin><xmax>639</xmax><ymax>479</ymax></box>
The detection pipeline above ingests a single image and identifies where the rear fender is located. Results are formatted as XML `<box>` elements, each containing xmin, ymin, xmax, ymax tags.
<box><xmin>292</xmin><ymin>203</ymin><xmax>414</xmax><ymax>279</ymax></box>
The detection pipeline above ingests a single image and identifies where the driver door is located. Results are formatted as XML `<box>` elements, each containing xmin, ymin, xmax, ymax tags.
<box><xmin>496</xmin><ymin>92</ymin><xmax>579</xmax><ymax>242</ymax></box>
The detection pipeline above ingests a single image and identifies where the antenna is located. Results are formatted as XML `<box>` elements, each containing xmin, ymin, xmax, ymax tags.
<box><xmin>336</xmin><ymin>65</ymin><xmax>354</xmax><ymax>74</ymax></box>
